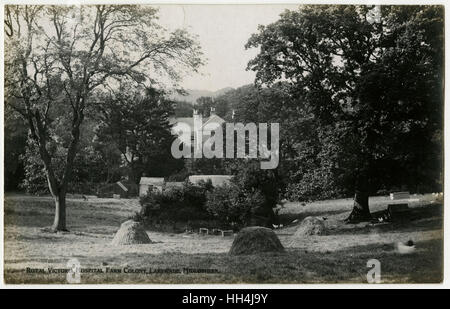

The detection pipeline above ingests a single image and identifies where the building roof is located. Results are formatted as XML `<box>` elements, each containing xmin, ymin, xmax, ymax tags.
<box><xmin>203</xmin><ymin>114</ymin><xmax>226</xmax><ymax>128</ymax></box>
<box><xmin>139</xmin><ymin>177</ymin><xmax>165</xmax><ymax>185</ymax></box>
<box><xmin>189</xmin><ymin>175</ymin><xmax>232</xmax><ymax>187</ymax></box>
<box><xmin>165</xmin><ymin>182</ymin><xmax>184</xmax><ymax>188</ymax></box>
<box><xmin>170</xmin><ymin>114</ymin><xmax>225</xmax><ymax>133</ymax></box>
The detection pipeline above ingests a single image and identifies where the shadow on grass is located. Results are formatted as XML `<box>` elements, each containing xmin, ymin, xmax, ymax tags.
<box><xmin>331</xmin><ymin>204</ymin><xmax>443</xmax><ymax>236</ymax></box>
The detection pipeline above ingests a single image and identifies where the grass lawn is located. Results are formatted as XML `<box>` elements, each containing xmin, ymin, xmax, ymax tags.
<box><xmin>3</xmin><ymin>193</ymin><xmax>443</xmax><ymax>284</ymax></box>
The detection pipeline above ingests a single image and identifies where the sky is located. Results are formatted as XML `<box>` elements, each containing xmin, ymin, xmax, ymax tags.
<box><xmin>157</xmin><ymin>4</ymin><xmax>299</xmax><ymax>92</ymax></box>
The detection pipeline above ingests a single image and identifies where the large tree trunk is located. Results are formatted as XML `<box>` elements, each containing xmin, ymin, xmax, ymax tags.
<box><xmin>127</xmin><ymin>166</ymin><xmax>141</xmax><ymax>185</ymax></box>
<box><xmin>37</xmin><ymin>140</ymin><xmax>69</xmax><ymax>232</ymax></box>
<box><xmin>38</xmin><ymin>119</ymin><xmax>81</xmax><ymax>232</ymax></box>
<box><xmin>345</xmin><ymin>190</ymin><xmax>371</xmax><ymax>223</ymax></box>
<box><xmin>345</xmin><ymin>171</ymin><xmax>372</xmax><ymax>223</ymax></box>
<box><xmin>52</xmin><ymin>190</ymin><xmax>67</xmax><ymax>232</ymax></box>
<box><xmin>45</xmin><ymin>169</ymin><xmax>68</xmax><ymax>232</ymax></box>
<box><xmin>51</xmin><ymin>116</ymin><xmax>82</xmax><ymax>232</ymax></box>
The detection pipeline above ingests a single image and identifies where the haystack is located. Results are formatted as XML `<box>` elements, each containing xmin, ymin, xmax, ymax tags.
<box><xmin>229</xmin><ymin>226</ymin><xmax>284</xmax><ymax>255</ymax></box>
<box><xmin>294</xmin><ymin>216</ymin><xmax>326</xmax><ymax>236</ymax></box>
<box><xmin>111</xmin><ymin>220</ymin><xmax>151</xmax><ymax>245</ymax></box>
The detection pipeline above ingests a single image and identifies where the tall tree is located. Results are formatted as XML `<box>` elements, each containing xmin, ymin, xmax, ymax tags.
<box><xmin>4</xmin><ymin>5</ymin><xmax>203</xmax><ymax>231</ymax></box>
<box><xmin>195</xmin><ymin>96</ymin><xmax>214</xmax><ymax>117</ymax></box>
<box><xmin>246</xmin><ymin>5</ymin><xmax>443</xmax><ymax>222</ymax></box>
<box><xmin>96</xmin><ymin>86</ymin><xmax>183</xmax><ymax>184</ymax></box>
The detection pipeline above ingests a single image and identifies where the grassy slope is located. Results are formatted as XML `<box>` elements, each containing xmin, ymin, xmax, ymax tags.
<box><xmin>3</xmin><ymin>194</ymin><xmax>443</xmax><ymax>284</ymax></box>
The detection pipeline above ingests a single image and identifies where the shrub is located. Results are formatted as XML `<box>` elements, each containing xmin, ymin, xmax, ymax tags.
<box><xmin>140</xmin><ymin>173</ymin><xmax>275</xmax><ymax>230</ymax></box>
<box><xmin>226</xmin><ymin>160</ymin><xmax>282</xmax><ymax>210</ymax></box>
<box><xmin>139</xmin><ymin>180</ymin><xmax>214</xmax><ymax>226</ymax></box>
<box><xmin>224</xmin><ymin>160</ymin><xmax>282</xmax><ymax>226</ymax></box>
<box><xmin>285</xmin><ymin>166</ymin><xmax>344</xmax><ymax>202</ymax></box>
<box><xmin>205</xmin><ymin>184</ymin><xmax>266</xmax><ymax>228</ymax></box>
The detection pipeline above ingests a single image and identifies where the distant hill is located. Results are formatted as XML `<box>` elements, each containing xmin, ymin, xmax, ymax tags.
<box><xmin>169</xmin><ymin>87</ymin><xmax>234</xmax><ymax>104</ymax></box>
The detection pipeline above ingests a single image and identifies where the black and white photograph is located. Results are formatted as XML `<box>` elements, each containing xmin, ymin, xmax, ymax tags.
<box><xmin>1</xmin><ymin>1</ymin><xmax>446</xmax><ymax>286</ymax></box>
